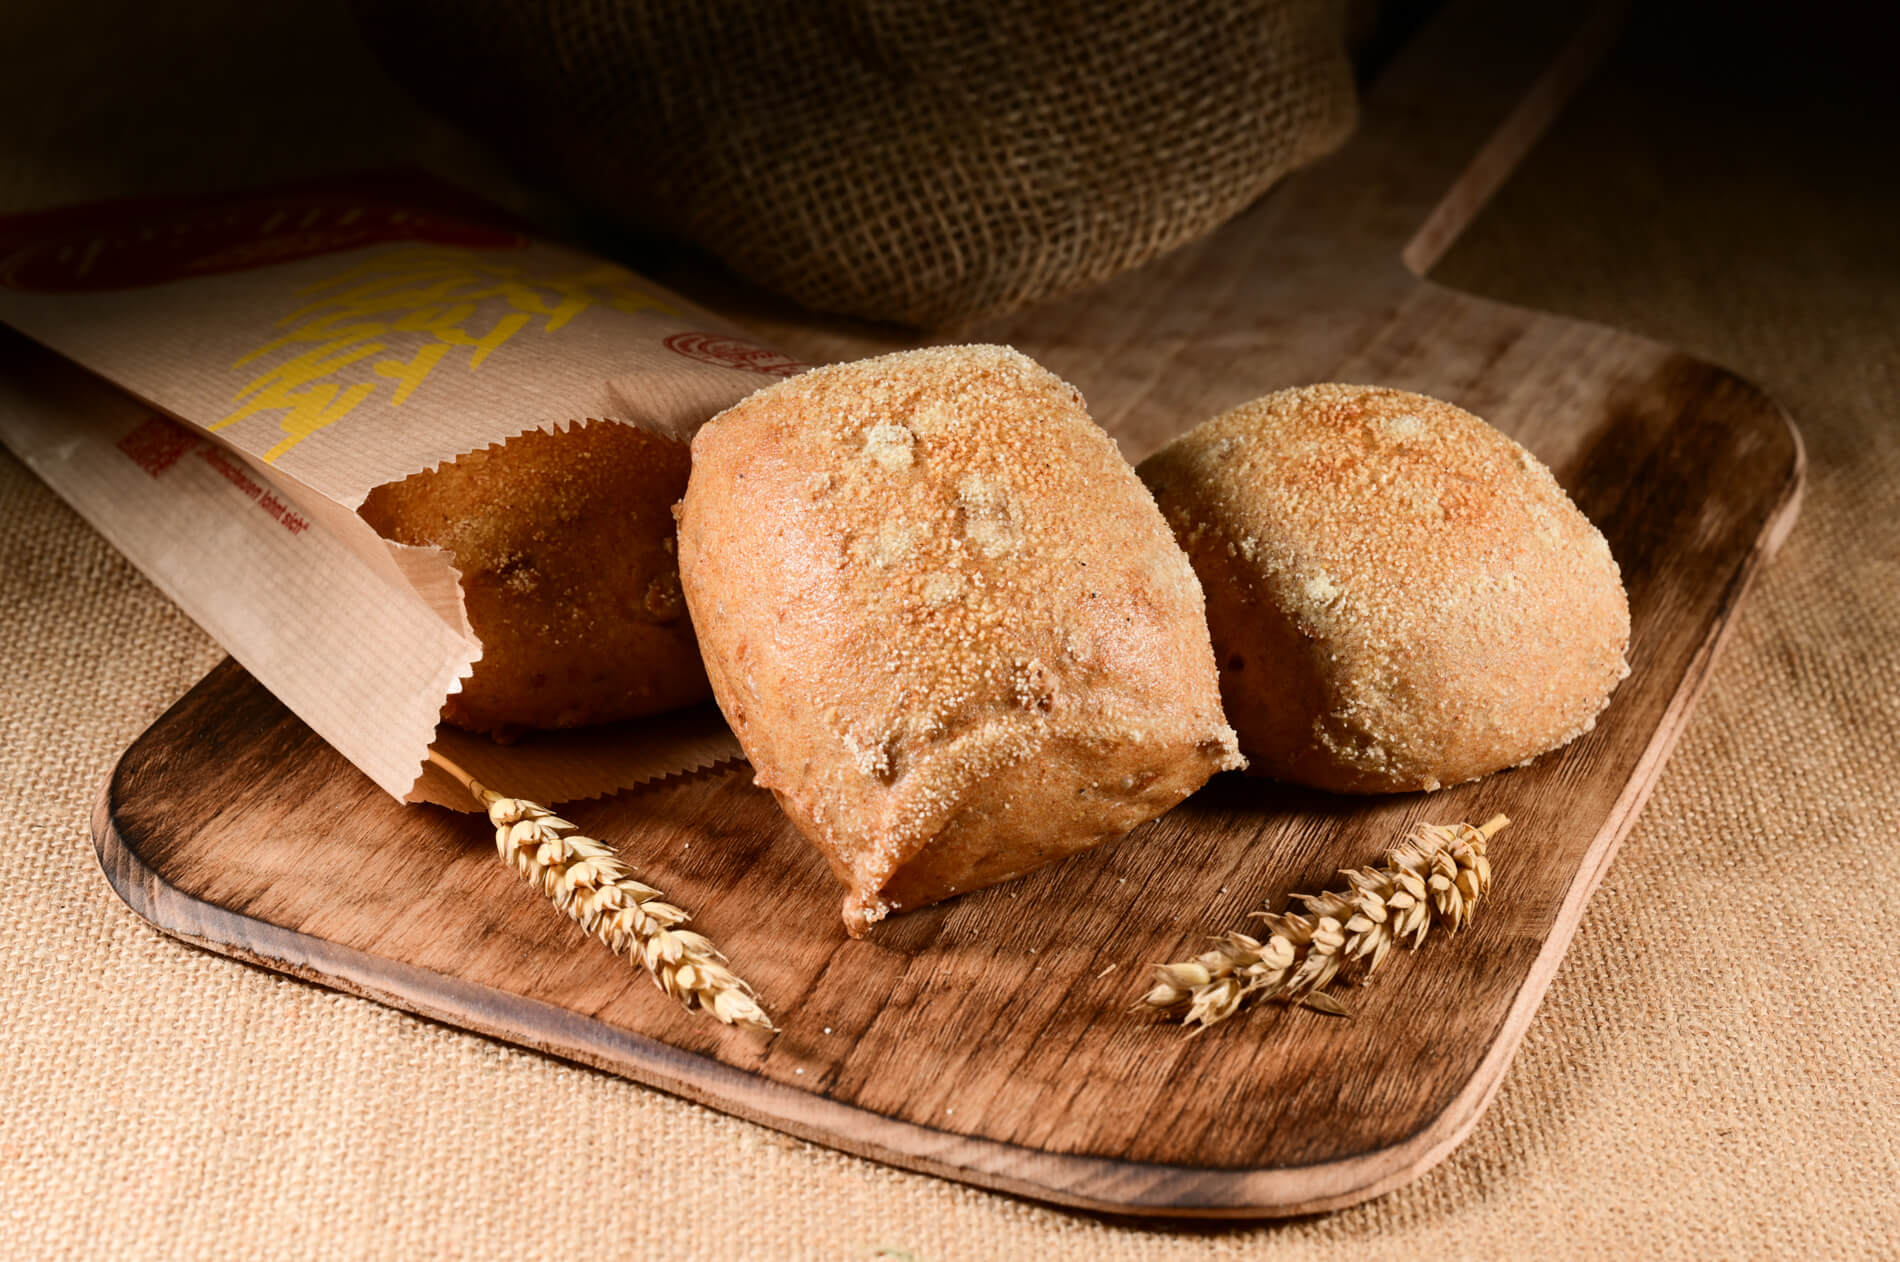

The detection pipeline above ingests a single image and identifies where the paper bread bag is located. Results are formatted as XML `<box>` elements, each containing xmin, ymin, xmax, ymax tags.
<box><xmin>0</xmin><ymin>172</ymin><xmax>802</xmax><ymax>807</ymax></box>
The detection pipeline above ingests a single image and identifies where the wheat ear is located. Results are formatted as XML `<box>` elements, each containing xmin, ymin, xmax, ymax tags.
<box><xmin>427</xmin><ymin>751</ymin><xmax>774</xmax><ymax>1032</ymax></box>
<box><xmin>1140</xmin><ymin>814</ymin><xmax>1508</xmax><ymax>1030</ymax></box>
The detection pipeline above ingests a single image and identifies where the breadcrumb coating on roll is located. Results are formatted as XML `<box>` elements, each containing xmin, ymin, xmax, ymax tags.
<box><xmin>680</xmin><ymin>345</ymin><xmax>1241</xmax><ymax>933</ymax></box>
<box><xmin>1141</xmin><ymin>383</ymin><xmax>1630</xmax><ymax>794</ymax></box>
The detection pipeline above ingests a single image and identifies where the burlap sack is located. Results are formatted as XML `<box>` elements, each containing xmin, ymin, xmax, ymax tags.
<box><xmin>353</xmin><ymin>0</ymin><xmax>1356</xmax><ymax>328</ymax></box>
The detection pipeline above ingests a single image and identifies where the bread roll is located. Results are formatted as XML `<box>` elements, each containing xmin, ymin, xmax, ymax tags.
<box><xmin>359</xmin><ymin>420</ymin><xmax>709</xmax><ymax>737</ymax></box>
<box><xmin>1140</xmin><ymin>384</ymin><xmax>1629</xmax><ymax>794</ymax></box>
<box><xmin>678</xmin><ymin>346</ymin><xmax>1242</xmax><ymax>935</ymax></box>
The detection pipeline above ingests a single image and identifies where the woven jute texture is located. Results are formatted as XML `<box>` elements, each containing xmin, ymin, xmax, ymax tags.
<box><xmin>350</xmin><ymin>0</ymin><xmax>1356</xmax><ymax>329</ymax></box>
<box><xmin>2</xmin><ymin>2</ymin><xmax>1896</xmax><ymax>1258</ymax></box>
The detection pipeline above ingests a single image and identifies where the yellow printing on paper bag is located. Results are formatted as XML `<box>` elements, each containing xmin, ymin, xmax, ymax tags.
<box><xmin>214</xmin><ymin>245</ymin><xmax>679</xmax><ymax>462</ymax></box>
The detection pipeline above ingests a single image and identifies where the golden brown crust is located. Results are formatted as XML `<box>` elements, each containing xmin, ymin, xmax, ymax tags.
<box><xmin>358</xmin><ymin>420</ymin><xmax>709</xmax><ymax>737</ymax></box>
<box><xmin>677</xmin><ymin>346</ymin><xmax>1241</xmax><ymax>935</ymax></box>
<box><xmin>1140</xmin><ymin>384</ymin><xmax>1630</xmax><ymax>794</ymax></box>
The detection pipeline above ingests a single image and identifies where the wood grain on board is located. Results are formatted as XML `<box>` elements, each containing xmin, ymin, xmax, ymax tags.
<box><xmin>91</xmin><ymin>0</ymin><xmax>1801</xmax><ymax>1218</ymax></box>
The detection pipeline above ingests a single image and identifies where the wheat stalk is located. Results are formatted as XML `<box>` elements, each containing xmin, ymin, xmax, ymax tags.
<box><xmin>1140</xmin><ymin>814</ymin><xmax>1508</xmax><ymax>1030</ymax></box>
<box><xmin>427</xmin><ymin>750</ymin><xmax>774</xmax><ymax>1032</ymax></box>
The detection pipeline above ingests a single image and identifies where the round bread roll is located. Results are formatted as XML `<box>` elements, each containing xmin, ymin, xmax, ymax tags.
<box><xmin>1139</xmin><ymin>384</ymin><xmax>1630</xmax><ymax>794</ymax></box>
<box><xmin>678</xmin><ymin>345</ymin><xmax>1242</xmax><ymax>935</ymax></box>
<box><xmin>359</xmin><ymin>420</ymin><xmax>710</xmax><ymax>737</ymax></box>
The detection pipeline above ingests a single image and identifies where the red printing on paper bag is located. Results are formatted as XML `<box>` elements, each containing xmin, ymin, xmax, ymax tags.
<box><xmin>111</xmin><ymin>415</ymin><xmax>309</xmax><ymax>535</ymax></box>
<box><xmin>663</xmin><ymin>331</ymin><xmax>810</xmax><ymax>378</ymax></box>
<box><xmin>198</xmin><ymin>446</ymin><xmax>310</xmax><ymax>536</ymax></box>
<box><xmin>0</xmin><ymin>171</ymin><xmax>526</xmax><ymax>293</ymax></box>
<box><xmin>115</xmin><ymin>415</ymin><xmax>198</xmax><ymax>478</ymax></box>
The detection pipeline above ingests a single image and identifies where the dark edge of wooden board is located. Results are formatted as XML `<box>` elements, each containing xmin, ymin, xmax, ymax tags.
<box><xmin>92</xmin><ymin>413</ymin><xmax>1803</xmax><ymax>1219</ymax></box>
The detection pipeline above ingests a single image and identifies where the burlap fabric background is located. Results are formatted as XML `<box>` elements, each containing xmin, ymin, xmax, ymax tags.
<box><xmin>2</xmin><ymin>2</ymin><xmax>1895</xmax><ymax>1257</ymax></box>
<box><xmin>349</xmin><ymin>0</ymin><xmax>1355</xmax><ymax>328</ymax></box>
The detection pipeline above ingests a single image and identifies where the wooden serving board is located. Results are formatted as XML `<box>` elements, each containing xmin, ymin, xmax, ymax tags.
<box><xmin>92</xmin><ymin>0</ymin><xmax>1801</xmax><ymax>1218</ymax></box>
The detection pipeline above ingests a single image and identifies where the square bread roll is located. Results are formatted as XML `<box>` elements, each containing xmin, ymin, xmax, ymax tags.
<box><xmin>677</xmin><ymin>346</ymin><xmax>1242</xmax><ymax>935</ymax></box>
